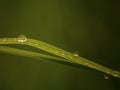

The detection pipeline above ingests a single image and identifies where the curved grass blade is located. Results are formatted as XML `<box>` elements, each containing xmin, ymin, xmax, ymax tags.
<box><xmin>0</xmin><ymin>35</ymin><xmax>120</xmax><ymax>78</ymax></box>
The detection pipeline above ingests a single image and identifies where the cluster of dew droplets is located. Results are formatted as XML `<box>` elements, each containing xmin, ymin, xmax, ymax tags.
<box><xmin>17</xmin><ymin>35</ymin><xmax>27</xmax><ymax>43</ymax></box>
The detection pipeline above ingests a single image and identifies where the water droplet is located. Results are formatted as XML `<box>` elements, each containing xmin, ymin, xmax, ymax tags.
<box><xmin>89</xmin><ymin>65</ymin><xmax>93</xmax><ymax>68</ymax></box>
<box><xmin>18</xmin><ymin>35</ymin><xmax>27</xmax><ymax>43</ymax></box>
<box><xmin>73</xmin><ymin>51</ymin><xmax>79</xmax><ymax>57</ymax></box>
<box><xmin>87</xmin><ymin>64</ymin><xmax>90</xmax><ymax>67</ymax></box>
<box><xmin>104</xmin><ymin>74</ymin><xmax>109</xmax><ymax>79</ymax></box>
<box><xmin>113</xmin><ymin>72</ymin><xmax>118</xmax><ymax>77</ymax></box>
<box><xmin>55</xmin><ymin>51</ymin><xmax>58</xmax><ymax>54</ymax></box>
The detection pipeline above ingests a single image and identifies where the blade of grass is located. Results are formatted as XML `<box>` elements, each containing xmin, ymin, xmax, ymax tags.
<box><xmin>0</xmin><ymin>45</ymin><xmax>97</xmax><ymax>71</ymax></box>
<box><xmin>0</xmin><ymin>35</ymin><xmax>120</xmax><ymax>78</ymax></box>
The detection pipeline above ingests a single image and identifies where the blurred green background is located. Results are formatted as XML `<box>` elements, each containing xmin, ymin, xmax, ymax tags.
<box><xmin>0</xmin><ymin>0</ymin><xmax>120</xmax><ymax>90</ymax></box>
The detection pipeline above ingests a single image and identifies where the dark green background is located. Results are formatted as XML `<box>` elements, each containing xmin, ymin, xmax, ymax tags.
<box><xmin>0</xmin><ymin>0</ymin><xmax>120</xmax><ymax>90</ymax></box>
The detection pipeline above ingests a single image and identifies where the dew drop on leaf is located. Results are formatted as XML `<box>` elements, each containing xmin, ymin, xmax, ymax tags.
<box><xmin>113</xmin><ymin>72</ymin><xmax>118</xmax><ymax>77</ymax></box>
<box><xmin>18</xmin><ymin>35</ymin><xmax>27</xmax><ymax>43</ymax></box>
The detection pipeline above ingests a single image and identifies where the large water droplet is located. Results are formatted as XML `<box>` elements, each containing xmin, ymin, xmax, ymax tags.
<box><xmin>18</xmin><ymin>35</ymin><xmax>27</xmax><ymax>43</ymax></box>
<box><xmin>73</xmin><ymin>51</ymin><xmax>79</xmax><ymax>57</ymax></box>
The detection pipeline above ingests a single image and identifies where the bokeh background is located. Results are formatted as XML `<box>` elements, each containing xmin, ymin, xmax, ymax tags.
<box><xmin>0</xmin><ymin>0</ymin><xmax>120</xmax><ymax>90</ymax></box>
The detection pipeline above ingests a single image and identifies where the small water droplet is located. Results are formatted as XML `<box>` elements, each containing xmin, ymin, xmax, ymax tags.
<box><xmin>73</xmin><ymin>51</ymin><xmax>79</xmax><ymax>57</ymax></box>
<box><xmin>87</xmin><ymin>64</ymin><xmax>90</xmax><ymax>67</ymax></box>
<box><xmin>104</xmin><ymin>74</ymin><xmax>109</xmax><ymax>79</ymax></box>
<box><xmin>113</xmin><ymin>72</ymin><xmax>118</xmax><ymax>77</ymax></box>
<box><xmin>55</xmin><ymin>51</ymin><xmax>58</xmax><ymax>54</ymax></box>
<box><xmin>18</xmin><ymin>35</ymin><xmax>27</xmax><ymax>43</ymax></box>
<box><xmin>89</xmin><ymin>65</ymin><xmax>93</xmax><ymax>68</ymax></box>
